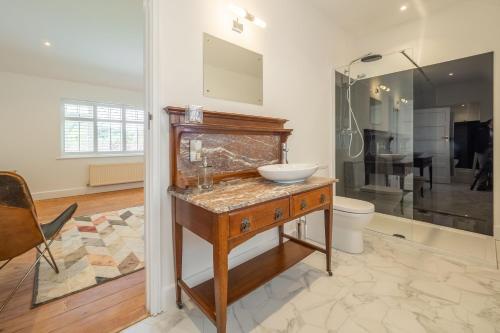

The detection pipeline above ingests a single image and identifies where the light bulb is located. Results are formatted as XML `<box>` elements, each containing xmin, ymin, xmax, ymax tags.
<box><xmin>253</xmin><ymin>17</ymin><xmax>266</xmax><ymax>28</ymax></box>
<box><xmin>229</xmin><ymin>4</ymin><xmax>247</xmax><ymax>18</ymax></box>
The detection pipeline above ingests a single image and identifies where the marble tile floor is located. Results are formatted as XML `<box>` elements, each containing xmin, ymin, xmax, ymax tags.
<box><xmin>368</xmin><ymin>213</ymin><xmax>498</xmax><ymax>267</ymax></box>
<box><xmin>124</xmin><ymin>231</ymin><xmax>500</xmax><ymax>332</ymax></box>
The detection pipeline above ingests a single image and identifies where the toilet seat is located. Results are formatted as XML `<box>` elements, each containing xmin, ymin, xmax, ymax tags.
<box><xmin>334</xmin><ymin>196</ymin><xmax>374</xmax><ymax>214</ymax></box>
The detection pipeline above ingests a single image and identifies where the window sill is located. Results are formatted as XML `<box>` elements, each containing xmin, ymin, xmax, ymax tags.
<box><xmin>57</xmin><ymin>153</ymin><xmax>144</xmax><ymax>160</ymax></box>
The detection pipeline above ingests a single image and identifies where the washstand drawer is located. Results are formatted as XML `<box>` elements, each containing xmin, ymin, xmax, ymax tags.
<box><xmin>229</xmin><ymin>198</ymin><xmax>290</xmax><ymax>238</ymax></box>
<box><xmin>291</xmin><ymin>186</ymin><xmax>331</xmax><ymax>216</ymax></box>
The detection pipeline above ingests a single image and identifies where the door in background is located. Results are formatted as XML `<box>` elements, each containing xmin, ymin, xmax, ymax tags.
<box><xmin>414</xmin><ymin>107</ymin><xmax>451</xmax><ymax>184</ymax></box>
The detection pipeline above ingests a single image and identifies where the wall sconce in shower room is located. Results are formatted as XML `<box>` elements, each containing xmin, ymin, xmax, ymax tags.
<box><xmin>229</xmin><ymin>4</ymin><xmax>266</xmax><ymax>33</ymax></box>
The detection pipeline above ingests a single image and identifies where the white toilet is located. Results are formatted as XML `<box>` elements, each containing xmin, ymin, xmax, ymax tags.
<box><xmin>333</xmin><ymin>196</ymin><xmax>375</xmax><ymax>254</ymax></box>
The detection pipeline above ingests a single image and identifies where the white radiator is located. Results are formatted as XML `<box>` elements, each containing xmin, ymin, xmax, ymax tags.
<box><xmin>89</xmin><ymin>163</ymin><xmax>144</xmax><ymax>187</ymax></box>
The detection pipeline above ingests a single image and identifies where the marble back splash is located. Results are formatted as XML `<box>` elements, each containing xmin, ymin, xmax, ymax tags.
<box><xmin>178</xmin><ymin>133</ymin><xmax>280</xmax><ymax>179</ymax></box>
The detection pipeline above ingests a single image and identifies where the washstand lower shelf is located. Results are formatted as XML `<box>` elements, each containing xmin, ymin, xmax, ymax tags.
<box><xmin>179</xmin><ymin>240</ymin><xmax>316</xmax><ymax>324</ymax></box>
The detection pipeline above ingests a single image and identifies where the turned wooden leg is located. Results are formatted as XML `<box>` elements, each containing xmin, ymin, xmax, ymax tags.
<box><xmin>172</xmin><ymin>198</ymin><xmax>183</xmax><ymax>309</ymax></box>
<box><xmin>324</xmin><ymin>205</ymin><xmax>333</xmax><ymax>276</ymax></box>
<box><xmin>213</xmin><ymin>214</ymin><xmax>229</xmax><ymax>333</ymax></box>
<box><xmin>278</xmin><ymin>225</ymin><xmax>284</xmax><ymax>245</ymax></box>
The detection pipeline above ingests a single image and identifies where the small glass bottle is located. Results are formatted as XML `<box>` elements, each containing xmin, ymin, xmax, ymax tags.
<box><xmin>198</xmin><ymin>156</ymin><xmax>213</xmax><ymax>190</ymax></box>
<box><xmin>185</xmin><ymin>105</ymin><xmax>204</xmax><ymax>124</ymax></box>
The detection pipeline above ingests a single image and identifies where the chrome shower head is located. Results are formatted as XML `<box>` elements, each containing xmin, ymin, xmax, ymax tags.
<box><xmin>361</xmin><ymin>54</ymin><xmax>383</xmax><ymax>62</ymax></box>
<box><xmin>348</xmin><ymin>53</ymin><xmax>383</xmax><ymax>67</ymax></box>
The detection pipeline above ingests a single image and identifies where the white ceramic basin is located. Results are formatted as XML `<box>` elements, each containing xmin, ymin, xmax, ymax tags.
<box><xmin>258</xmin><ymin>163</ymin><xmax>318</xmax><ymax>184</ymax></box>
<box><xmin>377</xmin><ymin>153</ymin><xmax>406</xmax><ymax>162</ymax></box>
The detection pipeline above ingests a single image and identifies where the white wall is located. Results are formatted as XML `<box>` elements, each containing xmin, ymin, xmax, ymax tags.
<box><xmin>157</xmin><ymin>0</ymin><xmax>352</xmax><ymax>304</ymax></box>
<box><xmin>344</xmin><ymin>0</ymin><xmax>500</xmax><ymax>237</ymax></box>
<box><xmin>0</xmin><ymin>71</ymin><xmax>144</xmax><ymax>199</ymax></box>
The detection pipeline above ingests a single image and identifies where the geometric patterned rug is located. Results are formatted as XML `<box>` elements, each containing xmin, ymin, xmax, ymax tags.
<box><xmin>32</xmin><ymin>206</ymin><xmax>144</xmax><ymax>307</ymax></box>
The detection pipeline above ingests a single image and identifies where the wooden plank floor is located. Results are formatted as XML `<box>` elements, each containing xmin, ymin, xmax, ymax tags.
<box><xmin>0</xmin><ymin>188</ymin><xmax>148</xmax><ymax>333</ymax></box>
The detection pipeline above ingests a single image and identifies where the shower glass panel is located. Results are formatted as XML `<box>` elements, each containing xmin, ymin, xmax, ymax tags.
<box><xmin>411</xmin><ymin>52</ymin><xmax>494</xmax><ymax>236</ymax></box>
<box><xmin>335</xmin><ymin>51</ymin><xmax>414</xmax><ymax>239</ymax></box>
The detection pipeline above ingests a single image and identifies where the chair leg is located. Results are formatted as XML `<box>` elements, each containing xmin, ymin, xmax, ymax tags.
<box><xmin>44</xmin><ymin>239</ymin><xmax>59</xmax><ymax>274</ymax></box>
<box><xmin>36</xmin><ymin>247</ymin><xmax>58</xmax><ymax>273</ymax></box>
<box><xmin>0</xmin><ymin>259</ymin><xmax>12</xmax><ymax>270</ymax></box>
<box><xmin>0</xmin><ymin>252</ymin><xmax>44</xmax><ymax>313</ymax></box>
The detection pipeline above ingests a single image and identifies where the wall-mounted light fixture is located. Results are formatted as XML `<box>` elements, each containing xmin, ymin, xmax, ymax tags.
<box><xmin>230</xmin><ymin>4</ymin><xmax>266</xmax><ymax>33</ymax></box>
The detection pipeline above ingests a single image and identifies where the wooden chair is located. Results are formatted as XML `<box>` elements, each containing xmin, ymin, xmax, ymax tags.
<box><xmin>0</xmin><ymin>172</ymin><xmax>77</xmax><ymax>313</ymax></box>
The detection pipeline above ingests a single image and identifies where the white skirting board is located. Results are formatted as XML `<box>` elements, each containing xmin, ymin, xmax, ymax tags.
<box><xmin>31</xmin><ymin>182</ymin><xmax>144</xmax><ymax>200</ymax></box>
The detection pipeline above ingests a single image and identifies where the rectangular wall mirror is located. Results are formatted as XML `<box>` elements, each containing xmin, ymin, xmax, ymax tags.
<box><xmin>203</xmin><ymin>33</ymin><xmax>263</xmax><ymax>105</ymax></box>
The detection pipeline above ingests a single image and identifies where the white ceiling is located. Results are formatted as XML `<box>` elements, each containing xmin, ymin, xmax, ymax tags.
<box><xmin>309</xmin><ymin>0</ymin><xmax>468</xmax><ymax>37</ymax></box>
<box><xmin>0</xmin><ymin>0</ymin><xmax>143</xmax><ymax>91</ymax></box>
<box><xmin>0</xmin><ymin>0</ymin><xmax>476</xmax><ymax>91</ymax></box>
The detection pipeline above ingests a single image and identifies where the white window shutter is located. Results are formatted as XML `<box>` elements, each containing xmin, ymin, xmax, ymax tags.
<box><xmin>62</xmin><ymin>101</ymin><xmax>144</xmax><ymax>155</ymax></box>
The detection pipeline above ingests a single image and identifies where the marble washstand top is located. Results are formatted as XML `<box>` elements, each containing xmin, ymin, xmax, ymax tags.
<box><xmin>168</xmin><ymin>176</ymin><xmax>337</xmax><ymax>213</ymax></box>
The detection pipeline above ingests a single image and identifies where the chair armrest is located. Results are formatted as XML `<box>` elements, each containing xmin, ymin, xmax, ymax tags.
<box><xmin>41</xmin><ymin>203</ymin><xmax>78</xmax><ymax>240</ymax></box>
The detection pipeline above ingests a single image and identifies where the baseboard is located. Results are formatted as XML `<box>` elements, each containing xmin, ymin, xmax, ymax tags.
<box><xmin>161</xmin><ymin>235</ymin><xmax>279</xmax><ymax>312</ymax></box>
<box><xmin>31</xmin><ymin>182</ymin><xmax>144</xmax><ymax>200</ymax></box>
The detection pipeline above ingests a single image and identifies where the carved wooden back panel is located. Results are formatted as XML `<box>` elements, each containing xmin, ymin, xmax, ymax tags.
<box><xmin>166</xmin><ymin>107</ymin><xmax>292</xmax><ymax>189</ymax></box>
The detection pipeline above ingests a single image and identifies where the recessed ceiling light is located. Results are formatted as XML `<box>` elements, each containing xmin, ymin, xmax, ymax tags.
<box><xmin>449</xmin><ymin>72</ymin><xmax>454</xmax><ymax>76</ymax></box>
<box><xmin>461</xmin><ymin>104</ymin><xmax>466</xmax><ymax>107</ymax></box>
<box><xmin>400</xmin><ymin>5</ymin><xmax>408</xmax><ymax>11</ymax></box>
<box><xmin>43</xmin><ymin>41</ymin><xmax>51</xmax><ymax>47</ymax></box>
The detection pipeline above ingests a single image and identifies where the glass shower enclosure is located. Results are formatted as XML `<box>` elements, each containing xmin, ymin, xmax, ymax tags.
<box><xmin>335</xmin><ymin>51</ymin><xmax>415</xmax><ymax>239</ymax></box>
<box><xmin>335</xmin><ymin>50</ymin><xmax>494</xmax><ymax>242</ymax></box>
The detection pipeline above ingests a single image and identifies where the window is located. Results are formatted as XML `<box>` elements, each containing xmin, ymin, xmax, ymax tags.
<box><xmin>62</xmin><ymin>100</ymin><xmax>144</xmax><ymax>156</ymax></box>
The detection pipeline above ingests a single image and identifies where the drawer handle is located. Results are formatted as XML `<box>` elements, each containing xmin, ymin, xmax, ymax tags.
<box><xmin>320</xmin><ymin>193</ymin><xmax>327</xmax><ymax>204</ymax></box>
<box><xmin>274</xmin><ymin>208</ymin><xmax>283</xmax><ymax>221</ymax></box>
<box><xmin>300</xmin><ymin>199</ymin><xmax>307</xmax><ymax>210</ymax></box>
<box><xmin>240</xmin><ymin>217</ymin><xmax>251</xmax><ymax>232</ymax></box>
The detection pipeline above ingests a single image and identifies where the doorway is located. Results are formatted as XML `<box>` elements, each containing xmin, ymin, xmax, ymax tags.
<box><xmin>0</xmin><ymin>0</ymin><xmax>153</xmax><ymax>330</ymax></box>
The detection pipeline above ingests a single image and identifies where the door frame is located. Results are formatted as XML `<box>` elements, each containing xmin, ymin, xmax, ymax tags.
<box><xmin>144</xmin><ymin>0</ymin><xmax>163</xmax><ymax>315</ymax></box>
